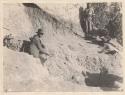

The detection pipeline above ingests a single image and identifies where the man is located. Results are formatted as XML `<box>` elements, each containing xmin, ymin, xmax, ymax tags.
<box><xmin>79</xmin><ymin>7</ymin><xmax>86</xmax><ymax>33</ymax></box>
<box><xmin>30</xmin><ymin>29</ymin><xmax>49</xmax><ymax>64</ymax></box>
<box><xmin>84</xmin><ymin>3</ymin><xmax>95</xmax><ymax>37</ymax></box>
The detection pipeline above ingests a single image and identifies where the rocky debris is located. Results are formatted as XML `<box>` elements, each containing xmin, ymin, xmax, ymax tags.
<box><xmin>3</xmin><ymin>34</ymin><xmax>23</xmax><ymax>51</ymax></box>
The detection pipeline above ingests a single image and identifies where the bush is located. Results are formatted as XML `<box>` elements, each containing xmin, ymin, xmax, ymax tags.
<box><xmin>90</xmin><ymin>3</ymin><xmax>122</xmax><ymax>45</ymax></box>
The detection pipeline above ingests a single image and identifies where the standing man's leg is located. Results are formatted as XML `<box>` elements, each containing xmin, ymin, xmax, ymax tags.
<box><xmin>85</xmin><ymin>19</ymin><xmax>89</xmax><ymax>38</ymax></box>
<box><xmin>88</xmin><ymin>18</ymin><xmax>93</xmax><ymax>38</ymax></box>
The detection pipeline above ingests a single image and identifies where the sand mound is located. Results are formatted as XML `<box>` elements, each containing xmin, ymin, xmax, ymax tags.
<box><xmin>4</xmin><ymin>47</ymin><xmax>103</xmax><ymax>91</ymax></box>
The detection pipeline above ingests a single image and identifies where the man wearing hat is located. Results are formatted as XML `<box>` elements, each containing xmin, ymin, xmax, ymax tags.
<box><xmin>30</xmin><ymin>29</ymin><xmax>49</xmax><ymax>62</ymax></box>
<box><xmin>84</xmin><ymin>3</ymin><xmax>95</xmax><ymax>37</ymax></box>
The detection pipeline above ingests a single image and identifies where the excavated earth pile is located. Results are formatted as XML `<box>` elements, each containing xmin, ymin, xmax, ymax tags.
<box><xmin>3</xmin><ymin>3</ymin><xmax>123</xmax><ymax>91</ymax></box>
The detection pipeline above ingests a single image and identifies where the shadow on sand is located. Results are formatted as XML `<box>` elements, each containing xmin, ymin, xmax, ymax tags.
<box><xmin>20</xmin><ymin>40</ymin><xmax>31</xmax><ymax>54</ymax></box>
<box><xmin>84</xmin><ymin>72</ymin><xmax>123</xmax><ymax>91</ymax></box>
<box><xmin>86</xmin><ymin>39</ymin><xmax>104</xmax><ymax>46</ymax></box>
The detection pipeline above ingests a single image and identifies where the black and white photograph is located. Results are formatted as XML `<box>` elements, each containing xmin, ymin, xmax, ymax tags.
<box><xmin>3</xmin><ymin>2</ymin><xmax>123</xmax><ymax>92</ymax></box>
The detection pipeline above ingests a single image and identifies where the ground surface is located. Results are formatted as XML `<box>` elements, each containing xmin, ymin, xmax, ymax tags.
<box><xmin>3</xmin><ymin>3</ymin><xmax>123</xmax><ymax>92</ymax></box>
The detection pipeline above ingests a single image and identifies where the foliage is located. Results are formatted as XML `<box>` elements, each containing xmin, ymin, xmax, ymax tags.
<box><xmin>91</xmin><ymin>3</ymin><xmax>122</xmax><ymax>45</ymax></box>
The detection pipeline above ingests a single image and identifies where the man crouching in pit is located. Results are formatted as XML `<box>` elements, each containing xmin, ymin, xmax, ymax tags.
<box><xmin>30</xmin><ymin>29</ymin><xmax>49</xmax><ymax>65</ymax></box>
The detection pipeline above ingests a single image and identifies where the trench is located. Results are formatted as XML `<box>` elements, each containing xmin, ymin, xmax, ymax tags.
<box><xmin>23</xmin><ymin>3</ymin><xmax>123</xmax><ymax>89</ymax></box>
<box><xmin>4</xmin><ymin>3</ymin><xmax>122</xmax><ymax>91</ymax></box>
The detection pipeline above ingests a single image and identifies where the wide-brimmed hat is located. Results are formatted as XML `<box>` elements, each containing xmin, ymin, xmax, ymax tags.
<box><xmin>36</xmin><ymin>29</ymin><xmax>44</xmax><ymax>34</ymax></box>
